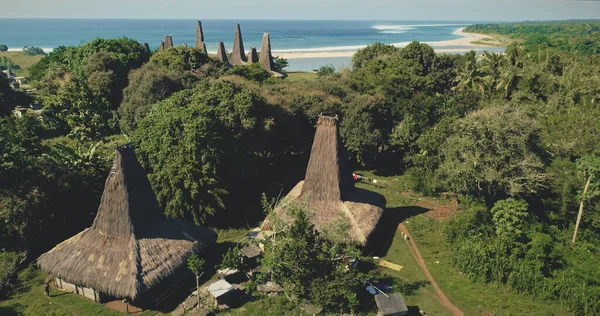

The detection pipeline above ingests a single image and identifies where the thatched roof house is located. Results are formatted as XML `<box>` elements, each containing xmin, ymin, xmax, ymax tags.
<box><xmin>262</xmin><ymin>116</ymin><xmax>385</xmax><ymax>245</ymax></box>
<box><xmin>38</xmin><ymin>144</ymin><xmax>217</xmax><ymax>303</ymax></box>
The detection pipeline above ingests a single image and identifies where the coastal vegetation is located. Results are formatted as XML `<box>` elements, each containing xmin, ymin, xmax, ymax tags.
<box><xmin>1</xmin><ymin>19</ymin><xmax>600</xmax><ymax>315</ymax></box>
<box><xmin>465</xmin><ymin>20</ymin><xmax>600</xmax><ymax>55</ymax></box>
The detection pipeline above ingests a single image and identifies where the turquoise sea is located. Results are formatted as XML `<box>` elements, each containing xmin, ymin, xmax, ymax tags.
<box><xmin>0</xmin><ymin>19</ymin><xmax>504</xmax><ymax>71</ymax></box>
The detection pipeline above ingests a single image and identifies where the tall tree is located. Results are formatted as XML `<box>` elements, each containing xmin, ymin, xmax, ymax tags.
<box><xmin>572</xmin><ymin>156</ymin><xmax>600</xmax><ymax>243</ymax></box>
<box><xmin>437</xmin><ymin>105</ymin><xmax>548</xmax><ymax>206</ymax></box>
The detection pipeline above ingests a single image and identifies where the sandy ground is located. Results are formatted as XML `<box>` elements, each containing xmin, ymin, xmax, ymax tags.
<box><xmin>273</xmin><ymin>28</ymin><xmax>501</xmax><ymax>59</ymax></box>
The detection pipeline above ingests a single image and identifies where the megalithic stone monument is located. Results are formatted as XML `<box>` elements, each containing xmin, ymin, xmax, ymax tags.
<box><xmin>230</xmin><ymin>24</ymin><xmax>246</xmax><ymax>65</ymax></box>
<box><xmin>195</xmin><ymin>21</ymin><xmax>207</xmax><ymax>52</ymax></box>
<box><xmin>159</xmin><ymin>41</ymin><xmax>165</xmax><ymax>51</ymax></box>
<box><xmin>143</xmin><ymin>43</ymin><xmax>150</xmax><ymax>53</ymax></box>
<box><xmin>164</xmin><ymin>35</ymin><xmax>173</xmax><ymax>49</ymax></box>
<box><xmin>216</xmin><ymin>41</ymin><xmax>230</xmax><ymax>66</ymax></box>
<box><xmin>259</xmin><ymin>33</ymin><xmax>275</xmax><ymax>72</ymax></box>
<box><xmin>183</xmin><ymin>43</ymin><xmax>188</xmax><ymax>48</ymax></box>
<box><xmin>247</xmin><ymin>48</ymin><xmax>259</xmax><ymax>63</ymax></box>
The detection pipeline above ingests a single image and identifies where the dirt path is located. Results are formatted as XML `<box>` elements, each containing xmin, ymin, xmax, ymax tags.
<box><xmin>399</xmin><ymin>224</ymin><xmax>464</xmax><ymax>316</ymax></box>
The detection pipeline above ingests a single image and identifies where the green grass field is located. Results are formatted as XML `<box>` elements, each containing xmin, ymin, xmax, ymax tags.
<box><xmin>0</xmin><ymin>266</ymin><xmax>160</xmax><ymax>316</ymax></box>
<box><xmin>0</xmin><ymin>51</ymin><xmax>44</xmax><ymax>77</ymax></box>
<box><xmin>284</xmin><ymin>71</ymin><xmax>317</xmax><ymax>82</ymax></box>
<box><xmin>355</xmin><ymin>171</ymin><xmax>573</xmax><ymax>316</ymax></box>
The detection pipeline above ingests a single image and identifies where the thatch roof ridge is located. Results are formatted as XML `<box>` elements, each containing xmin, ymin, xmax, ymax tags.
<box><xmin>259</xmin><ymin>33</ymin><xmax>274</xmax><ymax>72</ymax></box>
<box><xmin>38</xmin><ymin>145</ymin><xmax>217</xmax><ymax>301</ymax></box>
<box><xmin>216</xmin><ymin>41</ymin><xmax>230</xmax><ymax>66</ymax></box>
<box><xmin>230</xmin><ymin>23</ymin><xmax>246</xmax><ymax>65</ymax></box>
<box><xmin>164</xmin><ymin>35</ymin><xmax>174</xmax><ymax>49</ymax></box>
<box><xmin>301</xmin><ymin>116</ymin><xmax>353</xmax><ymax>201</ymax></box>
<box><xmin>195</xmin><ymin>21</ymin><xmax>207</xmax><ymax>52</ymax></box>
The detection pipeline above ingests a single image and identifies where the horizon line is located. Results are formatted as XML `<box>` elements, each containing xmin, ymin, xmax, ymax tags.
<box><xmin>1</xmin><ymin>17</ymin><xmax>599</xmax><ymax>22</ymax></box>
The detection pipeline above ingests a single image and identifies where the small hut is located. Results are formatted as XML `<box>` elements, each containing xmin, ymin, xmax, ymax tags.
<box><xmin>262</xmin><ymin>116</ymin><xmax>385</xmax><ymax>246</ymax></box>
<box><xmin>38</xmin><ymin>144</ymin><xmax>217</xmax><ymax>307</ymax></box>
<box><xmin>207</xmin><ymin>279</ymin><xmax>234</xmax><ymax>305</ymax></box>
<box><xmin>239</xmin><ymin>244</ymin><xmax>261</xmax><ymax>268</ymax></box>
<box><xmin>374</xmin><ymin>293</ymin><xmax>409</xmax><ymax>316</ymax></box>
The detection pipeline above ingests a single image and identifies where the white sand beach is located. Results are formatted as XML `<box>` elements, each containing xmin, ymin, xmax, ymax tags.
<box><xmin>273</xmin><ymin>28</ymin><xmax>501</xmax><ymax>59</ymax></box>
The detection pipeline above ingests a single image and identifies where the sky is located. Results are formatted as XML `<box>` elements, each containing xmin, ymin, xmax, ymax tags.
<box><xmin>3</xmin><ymin>0</ymin><xmax>600</xmax><ymax>21</ymax></box>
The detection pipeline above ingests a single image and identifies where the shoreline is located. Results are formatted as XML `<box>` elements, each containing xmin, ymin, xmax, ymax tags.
<box><xmin>274</xmin><ymin>27</ymin><xmax>503</xmax><ymax>59</ymax></box>
<box><xmin>4</xmin><ymin>28</ymin><xmax>504</xmax><ymax>60</ymax></box>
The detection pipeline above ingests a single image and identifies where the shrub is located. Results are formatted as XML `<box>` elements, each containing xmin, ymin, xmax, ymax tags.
<box><xmin>22</xmin><ymin>46</ymin><xmax>46</xmax><ymax>56</ymax></box>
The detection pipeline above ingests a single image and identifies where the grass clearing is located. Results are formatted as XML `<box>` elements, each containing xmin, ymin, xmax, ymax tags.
<box><xmin>0</xmin><ymin>266</ymin><xmax>159</xmax><ymax>316</ymax></box>
<box><xmin>356</xmin><ymin>171</ymin><xmax>573</xmax><ymax>316</ymax></box>
<box><xmin>405</xmin><ymin>215</ymin><xmax>572</xmax><ymax>316</ymax></box>
<box><xmin>284</xmin><ymin>71</ymin><xmax>317</xmax><ymax>81</ymax></box>
<box><xmin>0</xmin><ymin>51</ymin><xmax>44</xmax><ymax>77</ymax></box>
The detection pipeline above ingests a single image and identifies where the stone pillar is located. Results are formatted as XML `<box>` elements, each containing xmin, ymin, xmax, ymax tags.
<box><xmin>230</xmin><ymin>23</ymin><xmax>246</xmax><ymax>65</ymax></box>
<box><xmin>217</xmin><ymin>41</ymin><xmax>230</xmax><ymax>66</ymax></box>
<box><xmin>259</xmin><ymin>33</ymin><xmax>274</xmax><ymax>72</ymax></box>
<box><xmin>159</xmin><ymin>41</ymin><xmax>165</xmax><ymax>51</ymax></box>
<box><xmin>183</xmin><ymin>43</ymin><xmax>188</xmax><ymax>48</ymax></box>
<box><xmin>195</xmin><ymin>21</ymin><xmax>207</xmax><ymax>53</ymax></box>
<box><xmin>164</xmin><ymin>35</ymin><xmax>173</xmax><ymax>49</ymax></box>
<box><xmin>143</xmin><ymin>43</ymin><xmax>150</xmax><ymax>53</ymax></box>
<box><xmin>247</xmin><ymin>48</ymin><xmax>259</xmax><ymax>63</ymax></box>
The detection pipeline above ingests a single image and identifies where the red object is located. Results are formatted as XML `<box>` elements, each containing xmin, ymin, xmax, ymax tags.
<box><xmin>353</xmin><ymin>173</ymin><xmax>359</xmax><ymax>181</ymax></box>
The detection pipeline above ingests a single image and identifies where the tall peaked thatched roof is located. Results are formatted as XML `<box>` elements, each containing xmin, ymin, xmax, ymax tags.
<box><xmin>263</xmin><ymin>116</ymin><xmax>385</xmax><ymax>245</ymax></box>
<box><xmin>230</xmin><ymin>23</ymin><xmax>246</xmax><ymax>65</ymax></box>
<box><xmin>38</xmin><ymin>144</ymin><xmax>217</xmax><ymax>301</ymax></box>
<box><xmin>216</xmin><ymin>41</ymin><xmax>230</xmax><ymax>66</ymax></box>
<box><xmin>164</xmin><ymin>35</ymin><xmax>174</xmax><ymax>49</ymax></box>
<box><xmin>259</xmin><ymin>33</ymin><xmax>274</xmax><ymax>72</ymax></box>
<box><xmin>247</xmin><ymin>47</ymin><xmax>259</xmax><ymax>63</ymax></box>
<box><xmin>195</xmin><ymin>21</ymin><xmax>207</xmax><ymax>52</ymax></box>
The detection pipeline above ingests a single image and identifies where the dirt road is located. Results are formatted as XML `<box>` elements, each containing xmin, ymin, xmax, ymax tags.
<box><xmin>399</xmin><ymin>223</ymin><xmax>464</xmax><ymax>316</ymax></box>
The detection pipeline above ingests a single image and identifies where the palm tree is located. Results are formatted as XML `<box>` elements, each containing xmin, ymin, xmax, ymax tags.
<box><xmin>506</xmin><ymin>45</ymin><xmax>526</xmax><ymax>69</ymax></box>
<box><xmin>496</xmin><ymin>65</ymin><xmax>522</xmax><ymax>100</ymax></box>
<box><xmin>480</xmin><ymin>51</ymin><xmax>505</xmax><ymax>92</ymax></box>
<box><xmin>453</xmin><ymin>51</ymin><xmax>486</xmax><ymax>94</ymax></box>
<box><xmin>496</xmin><ymin>45</ymin><xmax>527</xmax><ymax>99</ymax></box>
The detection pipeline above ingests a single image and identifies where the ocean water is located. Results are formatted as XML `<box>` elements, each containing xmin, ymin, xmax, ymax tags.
<box><xmin>0</xmin><ymin>19</ymin><xmax>503</xmax><ymax>71</ymax></box>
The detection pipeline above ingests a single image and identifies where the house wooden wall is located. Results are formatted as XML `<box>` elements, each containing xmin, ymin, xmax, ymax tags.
<box><xmin>54</xmin><ymin>277</ymin><xmax>100</xmax><ymax>302</ymax></box>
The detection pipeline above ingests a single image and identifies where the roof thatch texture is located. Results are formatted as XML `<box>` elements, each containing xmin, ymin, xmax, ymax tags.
<box><xmin>262</xmin><ymin>116</ymin><xmax>385</xmax><ymax>245</ymax></box>
<box><xmin>259</xmin><ymin>33</ymin><xmax>274</xmax><ymax>72</ymax></box>
<box><xmin>38</xmin><ymin>144</ymin><xmax>217</xmax><ymax>301</ymax></box>
<box><xmin>247</xmin><ymin>47</ymin><xmax>259</xmax><ymax>63</ymax></box>
<box><xmin>195</xmin><ymin>21</ymin><xmax>207</xmax><ymax>52</ymax></box>
<box><xmin>230</xmin><ymin>23</ymin><xmax>246</xmax><ymax>65</ymax></box>
<box><xmin>216</xmin><ymin>41</ymin><xmax>230</xmax><ymax>66</ymax></box>
<box><xmin>164</xmin><ymin>35</ymin><xmax>174</xmax><ymax>49</ymax></box>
